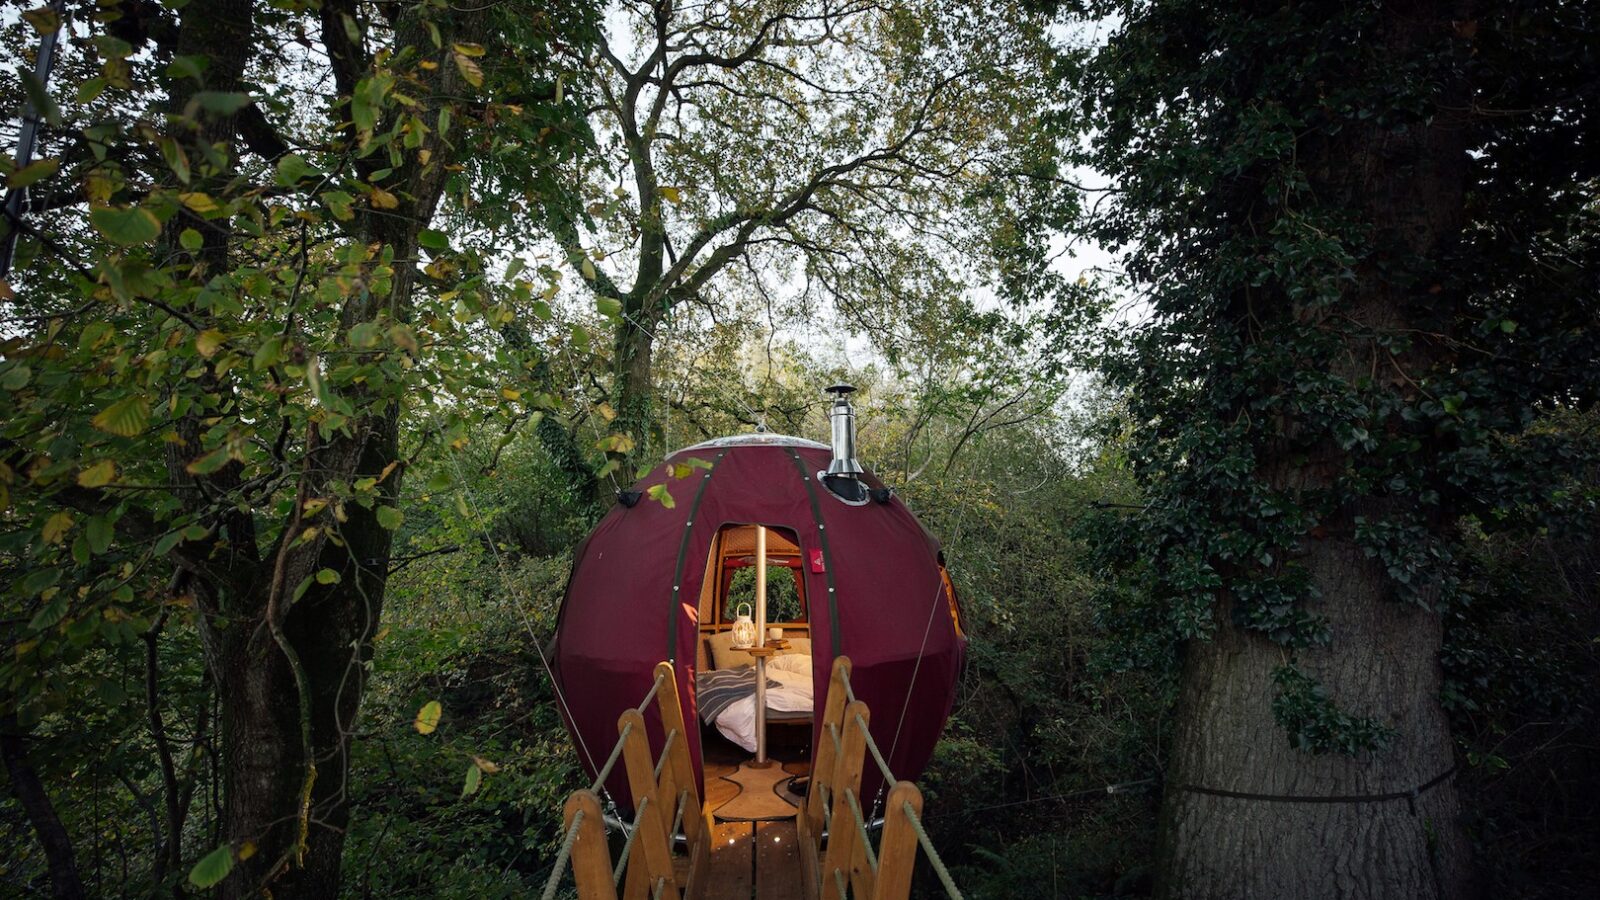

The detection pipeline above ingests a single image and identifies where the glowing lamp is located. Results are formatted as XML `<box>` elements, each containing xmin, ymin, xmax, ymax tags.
<box><xmin>730</xmin><ymin>603</ymin><xmax>757</xmax><ymax>649</ymax></box>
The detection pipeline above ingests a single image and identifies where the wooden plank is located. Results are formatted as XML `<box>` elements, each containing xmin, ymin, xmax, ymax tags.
<box><xmin>564</xmin><ymin>790</ymin><xmax>619</xmax><ymax>900</ymax></box>
<box><xmin>872</xmin><ymin>782</ymin><xmax>923</xmax><ymax>900</ymax></box>
<box><xmin>704</xmin><ymin>820</ymin><xmax>755</xmax><ymax>900</ymax></box>
<box><xmin>755</xmin><ymin>820</ymin><xmax>803</xmax><ymax>900</ymax></box>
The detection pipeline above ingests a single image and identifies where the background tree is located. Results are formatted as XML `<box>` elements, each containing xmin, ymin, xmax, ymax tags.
<box><xmin>1074</xmin><ymin>0</ymin><xmax>1599</xmax><ymax>897</ymax></box>
<box><xmin>0</xmin><ymin>1</ymin><xmax>596</xmax><ymax>895</ymax></box>
<box><xmin>495</xmin><ymin>0</ymin><xmax>1081</xmax><ymax>498</ymax></box>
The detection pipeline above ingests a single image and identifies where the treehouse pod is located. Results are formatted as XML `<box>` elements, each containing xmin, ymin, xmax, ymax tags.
<box><xmin>551</xmin><ymin>431</ymin><xmax>967</xmax><ymax>810</ymax></box>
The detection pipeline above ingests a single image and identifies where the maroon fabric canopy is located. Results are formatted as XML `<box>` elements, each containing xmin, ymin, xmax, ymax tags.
<box><xmin>551</xmin><ymin>434</ymin><xmax>966</xmax><ymax>810</ymax></box>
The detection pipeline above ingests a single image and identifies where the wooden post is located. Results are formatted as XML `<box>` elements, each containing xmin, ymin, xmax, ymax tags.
<box><xmin>564</xmin><ymin>790</ymin><xmax>618</xmax><ymax>900</ymax></box>
<box><xmin>653</xmin><ymin>661</ymin><xmax>701</xmax><ymax>846</ymax></box>
<box><xmin>617</xmin><ymin>708</ymin><xmax>679</xmax><ymax>900</ymax></box>
<box><xmin>806</xmin><ymin>656</ymin><xmax>853</xmax><ymax>844</ymax></box>
<box><xmin>821</xmin><ymin>700</ymin><xmax>870</xmax><ymax>900</ymax></box>
<box><xmin>754</xmin><ymin>524</ymin><xmax>769</xmax><ymax>765</ymax></box>
<box><xmin>871</xmin><ymin>781</ymin><xmax>924</xmax><ymax>900</ymax></box>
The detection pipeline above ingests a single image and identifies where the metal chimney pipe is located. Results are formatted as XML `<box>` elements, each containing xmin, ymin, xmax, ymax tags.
<box><xmin>825</xmin><ymin>384</ymin><xmax>864</xmax><ymax>478</ymax></box>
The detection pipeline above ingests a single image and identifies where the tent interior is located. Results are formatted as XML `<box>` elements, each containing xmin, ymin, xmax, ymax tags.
<box><xmin>694</xmin><ymin>524</ymin><xmax>816</xmax><ymax>818</ymax></box>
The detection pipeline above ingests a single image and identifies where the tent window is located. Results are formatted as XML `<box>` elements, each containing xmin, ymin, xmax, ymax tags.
<box><xmin>703</xmin><ymin>524</ymin><xmax>810</xmax><ymax>629</ymax></box>
<box><xmin>722</xmin><ymin>563</ymin><xmax>806</xmax><ymax>624</ymax></box>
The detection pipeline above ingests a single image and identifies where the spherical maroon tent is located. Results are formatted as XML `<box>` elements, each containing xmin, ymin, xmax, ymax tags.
<box><xmin>551</xmin><ymin>431</ymin><xmax>967</xmax><ymax>810</ymax></box>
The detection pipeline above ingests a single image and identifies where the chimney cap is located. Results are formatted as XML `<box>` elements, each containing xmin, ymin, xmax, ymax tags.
<box><xmin>825</xmin><ymin>383</ymin><xmax>857</xmax><ymax>397</ymax></box>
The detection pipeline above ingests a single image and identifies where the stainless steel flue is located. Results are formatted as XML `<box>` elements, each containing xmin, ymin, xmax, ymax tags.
<box><xmin>825</xmin><ymin>384</ymin><xmax>864</xmax><ymax>478</ymax></box>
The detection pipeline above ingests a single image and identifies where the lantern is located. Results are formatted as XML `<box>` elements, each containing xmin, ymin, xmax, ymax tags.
<box><xmin>729</xmin><ymin>603</ymin><xmax>757</xmax><ymax>649</ymax></box>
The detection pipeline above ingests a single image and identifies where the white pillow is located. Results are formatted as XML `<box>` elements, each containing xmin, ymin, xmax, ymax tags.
<box><xmin>767</xmin><ymin>652</ymin><xmax>813</xmax><ymax>675</ymax></box>
<box><xmin>777</xmin><ymin>637</ymin><xmax>811</xmax><ymax>659</ymax></box>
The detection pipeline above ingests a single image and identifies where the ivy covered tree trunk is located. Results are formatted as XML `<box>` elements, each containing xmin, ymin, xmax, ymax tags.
<box><xmin>1154</xmin><ymin>6</ymin><xmax>1477</xmax><ymax>896</ymax></box>
<box><xmin>1160</xmin><ymin>577</ymin><xmax>1470</xmax><ymax>898</ymax></box>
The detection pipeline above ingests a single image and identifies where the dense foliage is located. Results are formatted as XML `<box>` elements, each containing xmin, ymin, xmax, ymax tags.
<box><xmin>1</xmin><ymin>1</ymin><xmax>1594</xmax><ymax>898</ymax></box>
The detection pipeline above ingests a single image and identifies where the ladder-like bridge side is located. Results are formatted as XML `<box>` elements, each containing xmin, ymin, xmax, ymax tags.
<box><xmin>544</xmin><ymin>657</ymin><xmax>961</xmax><ymax>900</ymax></box>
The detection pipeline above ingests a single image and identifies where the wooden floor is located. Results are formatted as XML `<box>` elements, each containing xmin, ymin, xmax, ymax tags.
<box><xmin>699</xmin><ymin>730</ymin><xmax>811</xmax><ymax>900</ymax></box>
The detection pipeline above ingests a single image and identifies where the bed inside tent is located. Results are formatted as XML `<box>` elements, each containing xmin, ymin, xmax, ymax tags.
<box><xmin>694</xmin><ymin>524</ymin><xmax>815</xmax><ymax>757</ymax></box>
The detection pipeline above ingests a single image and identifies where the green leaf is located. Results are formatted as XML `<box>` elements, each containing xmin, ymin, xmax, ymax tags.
<box><xmin>418</xmin><ymin>229</ymin><xmax>450</xmax><ymax>251</ymax></box>
<box><xmin>91</xmin><ymin>396</ymin><xmax>151</xmax><ymax>437</ymax></box>
<box><xmin>2</xmin><ymin>365</ymin><xmax>31</xmax><ymax>390</ymax></box>
<box><xmin>90</xmin><ymin>206</ymin><xmax>162</xmax><ymax>246</ymax></box>
<box><xmin>647</xmin><ymin>483</ymin><xmax>676</xmax><ymax>509</ymax></box>
<box><xmin>185</xmin><ymin>447</ymin><xmax>232</xmax><ymax>475</ymax></box>
<box><xmin>22</xmin><ymin>7</ymin><xmax>62</xmax><ymax>35</ymax></box>
<box><xmin>414</xmin><ymin>700</ymin><xmax>442</xmax><ymax>734</ymax></box>
<box><xmin>179</xmin><ymin>227</ymin><xmax>204</xmax><ymax>251</ymax></box>
<box><xmin>596</xmin><ymin>296</ymin><xmax>622</xmax><ymax>318</ymax></box>
<box><xmin>462</xmin><ymin>763</ymin><xmax>482</xmax><ymax>797</ymax></box>
<box><xmin>375</xmin><ymin>506</ymin><xmax>404</xmax><ymax>530</ymax></box>
<box><xmin>27</xmin><ymin>593</ymin><xmax>68</xmax><ymax>631</ymax></box>
<box><xmin>387</xmin><ymin>325</ymin><xmax>418</xmax><ymax>356</ymax></box>
<box><xmin>87</xmin><ymin>516</ymin><xmax>113</xmax><ymax>555</ymax></box>
<box><xmin>315</xmin><ymin>568</ymin><xmax>341</xmax><ymax>585</ymax></box>
<box><xmin>191</xmin><ymin>92</ymin><xmax>251</xmax><ymax>115</ymax></box>
<box><xmin>1500</xmin><ymin>319</ymin><xmax>1517</xmax><ymax>334</ymax></box>
<box><xmin>153</xmin><ymin>529</ymin><xmax>182</xmax><ymax>556</ymax></box>
<box><xmin>253</xmin><ymin>336</ymin><xmax>284</xmax><ymax>371</ymax></box>
<box><xmin>275</xmin><ymin>153</ymin><xmax>314</xmax><ymax>186</ymax></box>
<box><xmin>321</xmin><ymin>191</ymin><xmax>355</xmax><ymax>221</ymax></box>
<box><xmin>8</xmin><ymin>158</ymin><xmax>58</xmax><ymax>189</ymax></box>
<box><xmin>76</xmin><ymin>460</ymin><xmax>117</xmax><ymax>488</ymax></box>
<box><xmin>76</xmin><ymin>77</ymin><xmax>108</xmax><ymax>104</ymax></box>
<box><xmin>18</xmin><ymin>69</ymin><xmax>60</xmax><ymax>127</ymax></box>
<box><xmin>188</xmin><ymin>844</ymin><xmax>235</xmax><ymax>888</ymax></box>
<box><xmin>348</xmin><ymin>322</ymin><xmax>381</xmax><ymax>349</ymax></box>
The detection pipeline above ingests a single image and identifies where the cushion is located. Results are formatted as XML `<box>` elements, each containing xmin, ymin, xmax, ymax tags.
<box><xmin>705</xmin><ymin>631</ymin><xmax>812</xmax><ymax>670</ymax></box>
<box><xmin>777</xmin><ymin>637</ymin><xmax>811</xmax><ymax>659</ymax></box>
<box><xmin>766</xmin><ymin>652</ymin><xmax>813</xmax><ymax>675</ymax></box>
<box><xmin>707</xmin><ymin>630</ymin><xmax>756</xmax><ymax>671</ymax></box>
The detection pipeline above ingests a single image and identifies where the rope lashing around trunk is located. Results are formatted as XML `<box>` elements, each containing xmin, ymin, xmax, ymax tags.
<box><xmin>1180</xmin><ymin>764</ymin><xmax>1458</xmax><ymax>815</ymax></box>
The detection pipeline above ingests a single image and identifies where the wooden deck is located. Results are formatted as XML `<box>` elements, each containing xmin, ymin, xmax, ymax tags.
<box><xmin>699</xmin><ymin>733</ymin><xmax>810</xmax><ymax>900</ymax></box>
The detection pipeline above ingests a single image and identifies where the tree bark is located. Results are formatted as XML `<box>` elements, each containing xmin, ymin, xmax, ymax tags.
<box><xmin>1155</xmin><ymin>3</ymin><xmax>1476</xmax><ymax>897</ymax></box>
<box><xmin>1</xmin><ymin>714</ymin><xmax>86</xmax><ymax>900</ymax></box>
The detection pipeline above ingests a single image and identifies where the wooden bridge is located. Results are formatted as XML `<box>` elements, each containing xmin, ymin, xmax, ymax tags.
<box><xmin>540</xmin><ymin>658</ymin><xmax>961</xmax><ymax>900</ymax></box>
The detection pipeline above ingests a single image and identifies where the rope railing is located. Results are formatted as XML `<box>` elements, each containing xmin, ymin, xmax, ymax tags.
<box><xmin>799</xmin><ymin>657</ymin><xmax>963</xmax><ymax>900</ymax></box>
<box><xmin>539</xmin><ymin>806</ymin><xmax>586</xmax><ymax>900</ymax></box>
<box><xmin>544</xmin><ymin>662</ymin><xmax>702</xmax><ymax>900</ymax></box>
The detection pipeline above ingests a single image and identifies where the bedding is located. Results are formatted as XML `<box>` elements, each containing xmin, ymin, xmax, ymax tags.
<box><xmin>696</xmin><ymin>654</ymin><xmax>815</xmax><ymax>751</ymax></box>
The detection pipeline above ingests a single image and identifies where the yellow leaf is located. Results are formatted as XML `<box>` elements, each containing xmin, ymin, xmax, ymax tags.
<box><xmin>596</xmin><ymin>402</ymin><xmax>617</xmax><ymax>422</ymax></box>
<box><xmin>658</xmin><ymin>186</ymin><xmax>682</xmax><ymax>204</ymax></box>
<box><xmin>451</xmin><ymin>42</ymin><xmax>486</xmax><ymax>57</ymax></box>
<box><xmin>370</xmin><ymin>188</ymin><xmax>399</xmax><ymax>209</ymax></box>
<box><xmin>177</xmin><ymin>192</ymin><xmax>219</xmax><ymax>213</ymax></box>
<box><xmin>453</xmin><ymin>52</ymin><xmax>483</xmax><ymax>88</ymax></box>
<box><xmin>195</xmin><ymin>329</ymin><xmax>225</xmax><ymax>358</ymax></box>
<box><xmin>472</xmin><ymin>755</ymin><xmax>501</xmax><ymax>774</ymax></box>
<box><xmin>414</xmin><ymin>700</ymin><xmax>442</xmax><ymax>734</ymax></box>
<box><xmin>501</xmin><ymin>387</ymin><xmax>521</xmax><ymax>401</ymax></box>
<box><xmin>42</xmin><ymin>510</ymin><xmax>73</xmax><ymax>544</ymax></box>
<box><xmin>76</xmin><ymin>460</ymin><xmax>117</xmax><ymax>488</ymax></box>
<box><xmin>237</xmin><ymin>842</ymin><xmax>256</xmax><ymax>861</ymax></box>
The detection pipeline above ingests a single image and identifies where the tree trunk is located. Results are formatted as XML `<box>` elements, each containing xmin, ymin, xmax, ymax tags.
<box><xmin>600</xmin><ymin>309</ymin><xmax>657</xmax><ymax>504</ymax></box>
<box><xmin>1156</xmin><ymin>4</ymin><xmax>1476</xmax><ymax>897</ymax></box>
<box><xmin>1</xmin><ymin>714</ymin><xmax>86</xmax><ymax>900</ymax></box>
<box><xmin>1156</xmin><ymin>549</ymin><xmax>1472</xmax><ymax>899</ymax></box>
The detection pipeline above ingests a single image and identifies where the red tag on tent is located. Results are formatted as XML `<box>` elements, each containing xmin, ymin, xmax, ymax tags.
<box><xmin>810</xmin><ymin>549</ymin><xmax>826</xmax><ymax>573</ymax></box>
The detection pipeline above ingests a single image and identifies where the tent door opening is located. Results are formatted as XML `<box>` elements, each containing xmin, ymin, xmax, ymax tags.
<box><xmin>695</xmin><ymin>523</ymin><xmax>816</xmax><ymax>817</ymax></box>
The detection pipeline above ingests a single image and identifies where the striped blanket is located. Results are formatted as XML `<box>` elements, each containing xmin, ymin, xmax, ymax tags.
<box><xmin>696</xmin><ymin>665</ymin><xmax>780</xmax><ymax>723</ymax></box>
